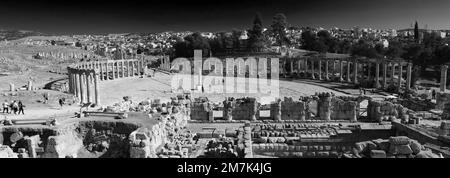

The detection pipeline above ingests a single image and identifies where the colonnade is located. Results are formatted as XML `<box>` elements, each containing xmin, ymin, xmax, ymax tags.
<box><xmin>282</xmin><ymin>57</ymin><xmax>414</xmax><ymax>91</ymax></box>
<box><xmin>67</xmin><ymin>58</ymin><xmax>147</xmax><ymax>105</ymax></box>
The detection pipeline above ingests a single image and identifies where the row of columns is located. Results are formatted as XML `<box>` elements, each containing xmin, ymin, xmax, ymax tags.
<box><xmin>77</xmin><ymin>59</ymin><xmax>146</xmax><ymax>81</ymax></box>
<box><xmin>68</xmin><ymin>68</ymin><xmax>100</xmax><ymax>105</ymax></box>
<box><xmin>283</xmin><ymin>58</ymin><xmax>414</xmax><ymax>91</ymax></box>
<box><xmin>160</xmin><ymin>56</ymin><xmax>171</xmax><ymax>71</ymax></box>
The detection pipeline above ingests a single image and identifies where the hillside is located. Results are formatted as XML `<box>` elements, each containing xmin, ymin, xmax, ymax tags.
<box><xmin>0</xmin><ymin>36</ymin><xmax>99</xmax><ymax>91</ymax></box>
<box><xmin>0</xmin><ymin>29</ymin><xmax>46</xmax><ymax>41</ymax></box>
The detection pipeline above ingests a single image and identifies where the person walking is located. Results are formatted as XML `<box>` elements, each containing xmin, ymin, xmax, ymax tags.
<box><xmin>11</xmin><ymin>100</ymin><xmax>18</xmax><ymax>115</ymax></box>
<box><xmin>2</xmin><ymin>100</ymin><xmax>9</xmax><ymax>113</ymax></box>
<box><xmin>43</xmin><ymin>92</ymin><xmax>49</xmax><ymax>104</ymax></box>
<box><xmin>18</xmin><ymin>101</ymin><xmax>25</xmax><ymax>115</ymax></box>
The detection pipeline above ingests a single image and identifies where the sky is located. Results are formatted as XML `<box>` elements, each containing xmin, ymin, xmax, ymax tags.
<box><xmin>1</xmin><ymin>0</ymin><xmax>450</xmax><ymax>35</ymax></box>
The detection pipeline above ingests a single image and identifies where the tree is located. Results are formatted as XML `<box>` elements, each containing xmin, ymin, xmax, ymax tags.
<box><xmin>414</xmin><ymin>21</ymin><xmax>419</xmax><ymax>42</ymax></box>
<box><xmin>248</xmin><ymin>12</ymin><xmax>267</xmax><ymax>52</ymax></box>
<box><xmin>173</xmin><ymin>32</ymin><xmax>211</xmax><ymax>58</ymax></box>
<box><xmin>300</xmin><ymin>30</ymin><xmax>317</xmax><ymax>51</ymax></box>
<box><xmin>270</xmin><ymin>13</ymin><xmax>288</xmax><ymax>46</ymax></box>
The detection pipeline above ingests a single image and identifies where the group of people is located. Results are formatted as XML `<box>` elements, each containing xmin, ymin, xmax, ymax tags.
<box><xmin>1</xmin><ymin>100</ymin><xmax>25</xmax><ymax>115</ymax></box>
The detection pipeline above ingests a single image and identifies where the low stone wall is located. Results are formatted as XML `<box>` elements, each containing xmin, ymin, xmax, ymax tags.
<box><xmin>252</xmin><ymin>143</ymin><xmax>351</xmax><ymax>158</ymax></box>
<box><xmin>352</xmin><ymin>136</ymin><xmax>441</xmax><ymax>158</ymax></box>
<box><xmin>436</xmin><ymin>92</ymin><xmax>450</xmax><ymax>110</ymax></box>
<box><xmin>367</xmin><ymin>100</ymin><xmax>413</xmax><ymax>122</ymax></box>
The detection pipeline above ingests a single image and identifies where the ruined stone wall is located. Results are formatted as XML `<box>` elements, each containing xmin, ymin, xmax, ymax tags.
<box><xmin>270</xmin><ymin>99</ymin><xmax>282</xmax><ymax>121</ymax></box>
<box><xmin>232</xmin><ymin>98</ymin><xmax>259</xmax><ymax>121</ymax></box>
<box><xmin>436</xmin><ymin>93</ymin><xmax>450</xmax><ymax>110</ymax></box>
<box><xmin>42</xmin><ymin>123</ymin><xmax>83</xmax><ymax>158</ymax></box>
<box><xmin>190</xmin><ymin>98</ymin><xmax>213</xmax><ymax>121</ymax></box>
<box><xmin>367</xmin><ymin>100</ymin><xmax>411</xmax><ymax>122</ymax></box>
<box><xmin>279</xmin><ymin>97</ymin><xmax>306</xmax><ymax>121</ymax></box>
<box><xmin>330</xmin><ymin>97</ymin><xmax>358</xmax><ymax>121</ymax></box>
<box><xmin>129</xmin><ymin>106</ymin><xmax>189</xmax><ymax>158</ymax></box>
<box><xmin>398</xmin><ymin>97</ymin><xmax>435</xmax><ymax>111</ymax></box>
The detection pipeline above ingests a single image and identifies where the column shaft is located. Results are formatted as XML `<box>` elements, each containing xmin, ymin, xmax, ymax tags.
<box><xmin>94</xmin><ymin>73</ymin><xmax>100</xmax><ymax>105</ymax></box>
<box><xmin>383</xmin><ymin>62</ymin><xmax>387</xmax><ymax>88</ymax></box>
<box><xmin>376</xmin><ymin>62</ymin><xmax>380</xmax><ymax>88</ymax></box>
<box><xmin>80</xmin><ymin>73</ymin><xmax>86</xmax><ymax>103</ymax></box>
<box><xmin>398</xmin><ymin>63</ymin><xmax>403</xmax><ymax>91</ymax></box>
<box><xmin>353</xmin><ymin>59</ymin><xmax>358</xmax><ymax>84</ymax></box>
<box><xmin>325</xmin><ymin>60</ymin><xmax>329</xmax><ymax>80</ymax></box>
<box><xmin>86</xmin><ymin>73</ymin><xmax>92</xmax><ymax>103</ymax></box>
<box><xmin>406</xmin><ymin>63</ymin><xmax>412</xmax><ymax>91</ymax></box>
<box><xmin>441</xmin><ymin>65</ymin><xmax>448</xmax><ymax>92</ymax></box>
<box><xmin>318</xmin><ymin>60</ymin><xmax>322</xmax><ymax>80</ymax></box>
<box><xmin>347</xmin><ymin>60</ymin><xmax>351</xmax><ymax>82</ymax></box>
<box><xmin>75</xmin><ymin>73</ymin><xmax>81</xmax><ymax>101</ymax></box>
<box><xmin>339</xmin><ymin>60</ymin><xmax>344</xmax><ymax>82</ymax></box>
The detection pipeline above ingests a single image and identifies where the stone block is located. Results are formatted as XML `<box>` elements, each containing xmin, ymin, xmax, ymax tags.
<box><xmin>440</xmin><ymin>121</ymin><xmax>450</xmax><ymax>130</ymax></box>
<box><xmin>389</xmin><ymin>136</ymin><xmax>410</xmax><ymax>145</ymax></box>
<box><xmin>324</xmin><ymin>145</ymin><xmax>332</xmax><ymax>151</ymax></box>
<box><xmin>305</xmin><ymin>152</ymin><xmax>316</xmax><ymax>157</ymax></box>
<box><xmin>370</xmin><ymin>150</ymin><xmax>386</xmax><ymax>158</ymax></box>
<box><xmin>291</xmin><ymin>152</ymin><xmax>303</xmax><ymax>158</ymax></box>
<box><xmin>389</xmin><ymin>144</ymin><xmax>413</xmax><ymax>155</ymax></box>
<box><xmin>329</xmin><ymin>151</ymin><xmax>339</xmax><ymax>158</ymax></box>
<box><xmin>416</xmin><ymin>151</ymin><xmax>440</xmax><ymax>158</ymax></box>
<box><xmin>310</xmin><ymin>145</ymin><xmax>319</xmax><ymax>151</ymax></box>
<box><xmin>409</xmin><ymin>140</ymin><xmax>422</xmax><ymax>154</ymax></box>
<box><xmin>372</xmin><ymin>139</ymin><xmax>390</xmax><ymax>151</ymax></box>
<box><xmin>288</xmin><ymin>145</ymin><xmax>296</xmax><ymax>152</ymax></box>
<box><xmin>316</xmin><ymin>151</ymin><xmax>330</xmax><ymax>157</ymax></box>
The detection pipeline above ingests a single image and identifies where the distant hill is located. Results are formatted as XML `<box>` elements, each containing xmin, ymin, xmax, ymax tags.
<box><xmin>0</xmin><ymin>29</ymin><xmax>46</xmax><ymax>41</ymax></box>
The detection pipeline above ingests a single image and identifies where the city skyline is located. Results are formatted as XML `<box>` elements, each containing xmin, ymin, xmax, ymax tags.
<box><xmin>1</xmin><ymin>0</ymin><xmax>450</xmax><ymax>35</ymax></box>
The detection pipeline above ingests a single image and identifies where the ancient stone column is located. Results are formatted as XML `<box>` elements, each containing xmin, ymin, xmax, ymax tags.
<box><xmin>325</xmin><ymin>60</ymin><xmax>329</xmax><ymax>80</ymax></box>
<box><xmin>121</xmin><ymin>60</ymin><xmax>125</xmax><ymax>78</ymax></box>
<box><xmin>80</xmin><ymin>73</ymin><xmax>86</xmax><ymax>104</ymax></box>
<box><xmin>290</xmin><ymin>59</ymin><xmax>294</xmax><ymax>76</ymax></box>
<box><xmin>131</xmin><ymin>61</ymin><xmax>135</xmax><ymax>77</ymax></box>
<box><xmin>75</xmin><ymin>73</ymin><xmax>81</xmax><ymax>101</ymax></box>
<box><xmin>398</xmin><ymin>63</ymin><xmax>403</xmax><ymax>92</ymax></box>
<box><xmin>347</xmin><ymin>60</ymin><xmax>351</xmax><ymax>82</ymax></box>
<box><xmin>375</xmin><ymin>62</ymin><xmax>380</xmax><ymax>88</ymax></box>
<box><xmin>111</xmin><ymin>61</ymin><xmax>115</xmax><ymax>80</ymax></box>
<box><xmin>391</xmin><ymin>63</ymin><xmax>395</xmax><ymax>85</ymax></box>
<box><xmin>297</xmin><ymin>59</ymin><xmax>302</xmax><ymax>78</ymax></box>
<box><xmin>99</xmin><ymin>62</ymin><xmax>104</xmax><ymax>81</ymax></box>
<box><xmin>367</xmin><ymin>62</ymin><xmax>371</xmax><ymax>81</ymax></box>
<box><xmin>332</xmin><ymin>60</ymin><xmax>336</xmax><ymax>80</ymax></box>
<box><xmin>318</xmin><ymin>60</ymin><xmax>322</xmax><ymax>80</ymax></box>
<box><xmin>353</xmin><ymin>59</ymin><xmax>358</xmax><ymax>84</ymax></box>
<box><xmin>339</xmin><ymin>60</ymin><xmax>344</xmax><ymax>82</ymax></box>
<box><xmin>9</xmin><ymin>83</ymin><xmax>15</xmax><ymax>91</ymax></box>
<box><xmin>94</xmin><ymin>72</ymin><xmax>100</xmax><ymax>105</ymax></box>
<box><xmin>406</xmin><ymin>63</ymin><xmax>412</xmax><ymax>91</ymax></box>
<box><xmin>68</xmin><ymin>73</ymin><xmax>73</xmax><ymax>94</ymax></box>
<box><xmin>311</xmin><ymin>60</ymin><xmax>315</xmax><ymax>79</ymax></box>
<box><xmin>383</xmin><ymin>62</ymin><xmax>387</xmax><ymax>88</ymax></box>
<box><xmin>304</xmin><ymin>59</ymin><xmax>308</xmax><ymax>78</ymax></box>
<box><xmin>441</xmin><ymin>65</ymin><xmax>448</xmax><ymax>93</ymax></box>
<box><xmin>86</xmin><ymin>73</ymin><xmax>92</xmax><ymax>103</ymax></box>
<box><xmin>105</xmin><ymin>61</ymin><xmax>109</xmax><ymax>80</ymax></box>
<box><xmin>137</xmin><ymin>60</ymin><xmax>141</xmax><ymax>76</ymax></box>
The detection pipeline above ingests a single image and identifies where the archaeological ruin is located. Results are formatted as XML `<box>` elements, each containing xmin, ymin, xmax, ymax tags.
<box><xmin>2</xmin><ymin>50</ymin><xmax>450</xmax><ymax>158</ymax></box>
